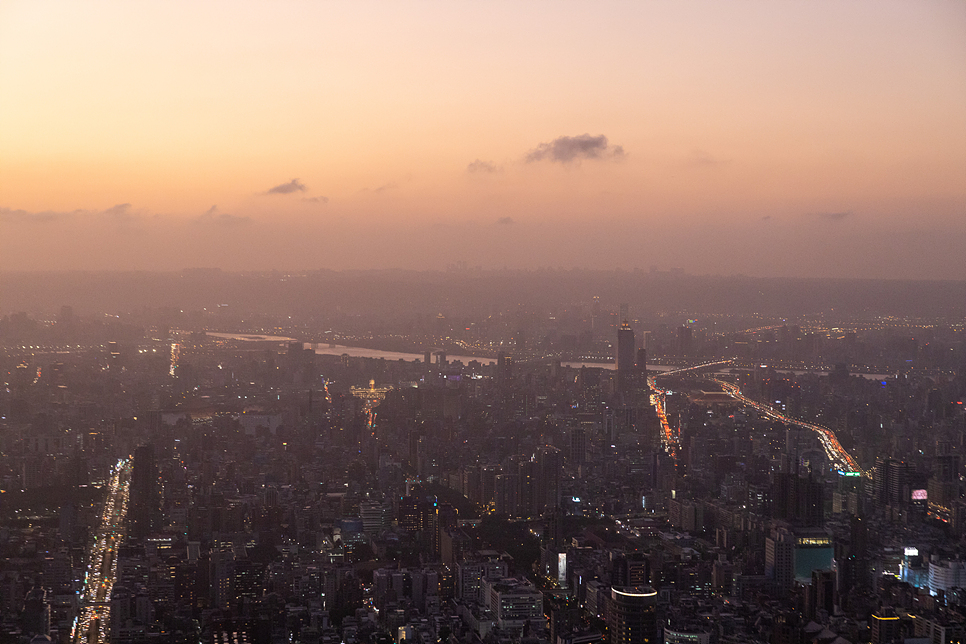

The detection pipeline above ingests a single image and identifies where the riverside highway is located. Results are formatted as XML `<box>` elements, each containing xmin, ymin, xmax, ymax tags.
<box><xmin>648</xmin><ymin>360</ymin><xmax>865</xmax><ymax>476</ymax></box>
<box><xmin>71</xmin><ymin>458</ymin><xmax>132</xmax><ymax>644</ymax></box>
<box><xmin>714</xmin><ymin>378</ymin><xmax>866</xmax><ymax>476</ymax></box>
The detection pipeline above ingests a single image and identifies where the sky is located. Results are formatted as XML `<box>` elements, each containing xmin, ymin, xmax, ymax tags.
<box><xmin>1</xmin><ymin>1</ymin><xmax>964</xmax><ymax>278</ymax></box>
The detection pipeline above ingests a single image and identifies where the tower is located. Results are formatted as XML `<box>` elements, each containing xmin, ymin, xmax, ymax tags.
<box><xmin>608</xmin><ymin>587</ymin><xmax>658</xmax><ymax>644</ymax></box>
<box><xmin>676</xmin><ymin>325</ymin><xmax>693</xmax><ymax>356</ymax></box>
<box><xmin>616</xmin><ymin>321</ymin><xmax>638</xmax><ymax>394</ymax></box>
<box><xmin>766</xmin><ymin>527</ymin><xmax>795</xmax><ymax>597</ymax></box>
<box><xmin>130</xmin><ymin>444</ymin><xmax>160</xmax><ymax>540</ymax></box>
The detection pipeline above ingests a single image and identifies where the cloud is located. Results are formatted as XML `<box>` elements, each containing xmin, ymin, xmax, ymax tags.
<box><xmin>359</xmin><ymin>182</ymin><xmax>398</xmax><ymax>194</ymax></box>
<box><xmin>266</xmin><ymin>179</ymin><xmax>307</xmax><ymax>195</ymax></box>
<box><xmin>762</xmin><ymin>215</ymin><xmax>772</xmax><ymax>221</ymax></box>
<box><xmin>302</xmin><ymin>196</ymin><xmax>329</xmax><ymax>204</ymax></box>
<box><xmin>814</xmin><ymin>211</ymin><xmax>853</xmax><ymax>222</ymax></box>
<box><xmin>496</xmin><ymin>216</ymin><xmax>515</xmax><ymax>225</ymax></box>
<box><xmin>0</xmin><ymin>203</ymin><xmax>141</xmax><ymax>225</ymax></box>
<box><xmin>525</xmin><ymin>134</ymin><xmax>625</xmax><ymax>164</ymax></box>
<box><xmin>195</xmin><ymin>205</ymin><xmax>251</xmax><ymax>226</ymax></box>
<box><xmin>0</xmin><ymin>207</ymin><xmax>74</xmax><ymax>223</ymax></box>
<box><xmin>686</xmin><ymin>149</ymin><xmax>729</xmax><ymax>167</ymax></box>
<box><xmin>467</xmin><ymin>159</ymin><xmax>499</xmax><ymax>173</ymax></box>
<box><xmin>102</xmin><ymin>203</ymin><xmax>140</xmax><ymax>225</ymax></box>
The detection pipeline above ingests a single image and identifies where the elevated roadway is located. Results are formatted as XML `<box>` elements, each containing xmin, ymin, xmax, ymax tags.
<box><xmin>71</xmin><ymin>458</ymin><xmax>132</xmax><ymax>644</ymax></box>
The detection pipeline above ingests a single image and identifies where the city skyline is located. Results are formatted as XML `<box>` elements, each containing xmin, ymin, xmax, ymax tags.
<box><xmin>2</xmin><ymin>1</ymin><xmax>965</xmax><ymax>278</ymax></box>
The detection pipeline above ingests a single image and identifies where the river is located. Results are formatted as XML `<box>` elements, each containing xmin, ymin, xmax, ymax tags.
<box><xmin>204</xmin><ymin>333</ymin><xmax>890</xmax><ymax>379</ymax></box>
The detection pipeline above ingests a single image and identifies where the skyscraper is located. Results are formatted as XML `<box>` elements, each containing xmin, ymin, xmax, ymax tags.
<box><xmin>617</xmin><ymin>322</ymin><xmax>636</xmax><ymax>373</ymax></box>
<box><xmin>608</xmin><ymin>587</ymin><xmax>658</xmax><ymax>644</ymax></box>
<box><xmin>766</xmin><ymin>527</ymin><xmax>795</xmax><ymax>597</ymax></box>
<box><xmin>536</xmin><ymin>446</ymin><xmax>562</xmax><ymax>513</ymax></box>
<box><xmin>130</xmin><ymin>444</ymin><xmax>160</xmax><ymax>540</ymax></box>
<box><xmin>874</xmin><ymin>458</ymin><xmax>911</xmax><ymax>508</ymax></box>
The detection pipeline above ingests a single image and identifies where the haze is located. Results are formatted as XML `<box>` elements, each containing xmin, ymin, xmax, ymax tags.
<box><xmin>1</xmin><ymin>1</ymin><xmax>965</xmax><ymax>278</ymax></box>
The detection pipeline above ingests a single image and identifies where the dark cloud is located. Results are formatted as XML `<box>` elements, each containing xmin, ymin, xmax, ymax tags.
<box><xmin>302</xmin><ymin>196</ymin><xmax>329</xmax><ymax>204</ymax></box>
<box><xmin>525</xmin><ymin>134</ymin><xmax>625</xmax><ymax>164</ymax></box>
<box><xmin>762</xmin><ymin>215</ymin><xmax>772</xmax><ymax>221</ymax></box>
<box><xmin>814</xmin><ymin>211</ymin><xmax>852</xmax><ymax>222</ymax></box>
<box><xmin>266</xmin><ymin>179</ymin><xmax>307</xmax><ymax>195</ymax></box>
<box><xmin>467</xmin><ymin>159</ymin><xmax>499</xmax><ymax>173</ymax></box>
<box><xmin>496</xmin><ymin>216</ymin><xmax>515</xmax><ymax>225</ymax></box>
<box><xmin>195</xmin><ymin>205</ymin><xmax>251</xmax><ymax>226</ymax></box>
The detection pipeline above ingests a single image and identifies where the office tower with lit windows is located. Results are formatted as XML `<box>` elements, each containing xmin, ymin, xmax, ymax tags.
<box><xmin>766</xmin><ymin>527</ymin><xmax>795</xmax><ymax>597</ymax></box>
<box><xmin>608</xmin><ymin>587</ymin><xmax>658</xmax><ymax>644</ymax></box>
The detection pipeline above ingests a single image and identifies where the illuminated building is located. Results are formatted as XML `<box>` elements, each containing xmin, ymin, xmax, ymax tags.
<box><xmin>870</xmin><ymin>608</ymin><xmax>900</xmax><ymax>644</ymax></box>
<box><xmin>664</xmin><ymin>627</ymin><xmax>712</xmax><ymax>644</ymax></box>
<box><xmin>350</xmin><ymin>379</ymin><xmax>393</xmax><ymax>413</ymax></box>
<box><xmin>608</xmin><ymin>586</ymin><xmax>657</xmax><ymax>644</ymax></box>
<box><xmin>398</xmin><ymin>496</ymin><xmax>427</xmax><ymax>533</ymax></box>
<box><xmin>497</xmin><ymin>352</ymin><xmax>513</xmax><ymax>385</ymax></box>
<box><xmin>928</xmin><ymin>558</ymin><xmax>966</xmax><ymax>596</ymax></box>
<box><xmin>483</xmin><ymin>577</ymin><xmax>544</xmax><ymax>634</ymax></box>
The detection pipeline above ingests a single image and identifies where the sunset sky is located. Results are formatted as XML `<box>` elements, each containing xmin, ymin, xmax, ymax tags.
<box><xmin>1</xmin><ymin>1</ymin><xmax>964</xmax><ymax>278</ymax></box>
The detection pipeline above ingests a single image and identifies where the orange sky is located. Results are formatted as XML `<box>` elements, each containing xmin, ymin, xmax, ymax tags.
<box><xmin>1</xmin><ymin>1</ymin><xmax>964</xmax><ymax>277</ymax></box>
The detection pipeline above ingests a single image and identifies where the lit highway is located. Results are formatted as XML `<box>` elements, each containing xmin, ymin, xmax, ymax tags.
<box><xmin>647</xmin><ymin>360</ymin><xmax>864</xmax><ymax>477</ymax></box>
<box><xmin>649</xmin><ymin>361</ymin><xmax>733</xmax><ymax>461</ymax></box>
<box><xmin>71</xmin><ymin>458</ymin><xmax>132</xmax><ymax>644</ymax></box>
<box><xmin>649</xmin><ymin>378</ymin><xmax>677</xmax><ymax>461</ymax></box>
<box><xmin>714</xmin><ymin>379</ymin><xmax>866</xmax><ymax>476</ymax></box>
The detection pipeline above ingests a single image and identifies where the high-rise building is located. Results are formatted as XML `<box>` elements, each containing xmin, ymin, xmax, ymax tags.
<box><xmin>518</xmin><ymin>459</ymin><xmax>539</xmax><ymax>518</ymax></box>
<box><xmin>570</xmin><ymin>428</ymin><xmax>586</xmax><ymax>466</ymax></box>
<box><xmin>209</xmin><ymin>549</ymin><xmax>235</xmax><ymax>609</ymax></box>
<box><xmin>771</xmin><ymin>472</ymin><xmax>824</xmax><ymax>526</ymax></box>
<box><xmin>130</xmin><ymin>444</ymin><xmax>161</xmax><ymax>540</ymax></box>
<box><xmin>766</xmin><ymin>527</ymin><xmax>795</xmax><ymax>596</ymax></box>
<box><xmin>497</xmin><ymin>352</ymin><xmax>513</xmax><ymax>385</ymax></box>
<box><xmin>870</xmin><ymin>608</ymin><xmax>901</xmax><ymax>644</ymax></box>
<box><xmin>483</xmin><ymin>577</ymin><xmax>544</xmax><ymax>634</ymax></box>
<box><xmin>607</xmin><ymin>586</ymin><xmax>658</xmax><ymax>644</ymax></box>
<box><xmin>432</xmin><ymin>502</ymin><xmax>459</xmax><ymax>559</ymax></box>
<box><xmin>398</xmin><ymin>496</ymin><xmax>427</xmax><ymax>532</ymax></box>
<box><xmin>676</xmin><ymin>326</ymin><xmax>693</xmax><ymax>356</ymax></box>
<box><xmin>807</xmin><ymin>570</ymin><xmax>836</xmax><ymax>619</ymax></box>
<box><xmin>536</xmin><ymin>446</ymin><xmax>562</xmax><ymax>513</ymax></box>
<box><xmin>616</xmin><ymin>322</ymin><xmax>636</xmax><ymax>373</ymax></box>
<box><xmin>495</xmin><ymin>472</ymin><xmax>520</xmax><ymax>517</ymax></box>
<box><xmin>874</xmin><ymin>458</ymin><xmax>911</xmax><ymax>507</ymax></box>
<box><xmin>591</xmin><ymin>296</ymin><xmax>602</xmax><ymax>337</ymax></box>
